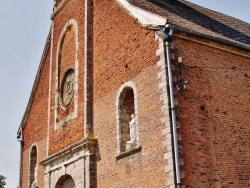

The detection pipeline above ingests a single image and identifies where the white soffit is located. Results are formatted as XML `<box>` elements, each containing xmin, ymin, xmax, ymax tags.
<box><xmin>116</xmin><ymin>0</ymin><xmax>167</xmax><ymax>27</ymax></box>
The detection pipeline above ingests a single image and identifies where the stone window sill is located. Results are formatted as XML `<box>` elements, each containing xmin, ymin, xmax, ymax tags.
<box><xmin>116</xmin><ymin>146</ymin><xmax>142</xmax><ymax>160</ymax></box>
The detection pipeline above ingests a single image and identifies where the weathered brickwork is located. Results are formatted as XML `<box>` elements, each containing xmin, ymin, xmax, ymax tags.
<box><xmin>93</xmin><ymin>0</ymin><xmax>168</xmax><ymax>187</ymax></box>
<box><xmin>22</xmin><ymin>43</ymin><xmax>51</xmax><ymax>187</ymax></box>
<box><xmin>93</xmin><ymin>0</ymin><xmax>159</xmax><ymax>102</ymax></box>
<box><xmin>49</xmin><ymin>0</ymin><xmax>85</xmax><ymax>155</ymax></box>
<box><xmin>94</xmin><ymin>65</ymin><xmax>168</xmax><ymax>187</ymax></box>
<box><xmin>173</xmin><ymin>35</ymin><xmax>250</xmax><ymax>187</ymax></box>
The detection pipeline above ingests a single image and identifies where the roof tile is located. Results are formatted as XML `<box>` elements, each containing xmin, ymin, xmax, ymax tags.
<box><xmin>127</xmin><ymin>0</ymin><xmax>250</xmax><ymax>47</ymax></box>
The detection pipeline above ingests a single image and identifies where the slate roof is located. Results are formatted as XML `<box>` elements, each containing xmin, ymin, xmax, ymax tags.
<box><xmin>128</xmin><ymin>0</ymin><xmax>250</xmax><ymax>48</ymax></box>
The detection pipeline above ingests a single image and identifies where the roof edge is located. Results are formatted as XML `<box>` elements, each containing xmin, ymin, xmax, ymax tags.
<box><xmin>174</xmin><ymin>25</ymin><xmax>250</xmax><ymax>52</ymax></box>
<box><xmin>115</xmin><ymin>0</ymin><xmax>167</xmax><ymax>27</ymax></box>
<box><xmin>17</xmin><ymin>28</ymin><xmax>52</xmax><ymax>135</ymax></box>
<box><xmin>140</xmin><ymin>21</ymin><xmax>250</xmax><ymax>52</ymax></box>
<box><xmin>116</xmin><ymin>0</ymin><xmax>250</xmax><ymax>52</ymax></box>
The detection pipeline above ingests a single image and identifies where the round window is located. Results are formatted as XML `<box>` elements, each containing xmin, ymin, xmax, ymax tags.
<box><xmin>60</xmin><ymin>68</ymin><xmax>75</xmax><ymax>106</ymax></box>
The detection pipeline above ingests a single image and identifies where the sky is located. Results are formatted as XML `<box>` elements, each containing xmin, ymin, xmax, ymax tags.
<box><xmin>0</xmin><ymin>0</ymin><xmax>249</xmax><ymax>187</ymax></box>
<box><xmin>0</xmin><ymin>0</ymin><xmax>52</xmax><ymax>187</ymax></box>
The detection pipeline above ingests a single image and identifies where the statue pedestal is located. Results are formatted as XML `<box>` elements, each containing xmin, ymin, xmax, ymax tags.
<box><xmin>126</xmin><ymin>141</ymin><xmax>136</xmax><ymax>150</ymax></box>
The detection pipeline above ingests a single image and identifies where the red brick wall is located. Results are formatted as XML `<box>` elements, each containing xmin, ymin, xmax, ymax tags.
<box><xmin>48</xmin><ymin>0</ymin><xmax>85</xmax><ymax>155</ymax></box>
<box><xmin>93</xmin><ymin>0</ymin><xmax>159</xmax><ymax>102</ymax></box>
<box><xmin>22</xmin><ymin>41</ymin><xmax>51</xmax><ymax>188</ymax></box>
<box><xmin>22</xmin><ymin>0</ymin><xmax>250</xmax><ymax>187</ymax></box>
<box><xmin>173</xmin><ymin>36</ymin><xmax>250</xmax><ymax>187</ymax></box>
<box><xmin>93</xmin><ymin>0</ymin><xmax>167</xmax><ymax>187</ymax></box>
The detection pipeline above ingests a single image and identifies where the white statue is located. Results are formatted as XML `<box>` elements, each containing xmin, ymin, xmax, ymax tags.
<box><xmin>31</xmin><ymin>164</ymin><xmax>37</xmax><ymax>187</ymax></box>
<box><xmin>128</xmin><ymin>114</ymin><xmax>136</xmax><ymax>143</ymax></box>
<box><xmin>34</xmin><ymin>164</ymin><xmax>37</xmax><ymax>183</ymax></box>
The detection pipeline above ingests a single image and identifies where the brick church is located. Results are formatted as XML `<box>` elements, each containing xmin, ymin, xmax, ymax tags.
<box><xmin>17</xmin><ymin>0</ymin><xmax>250</xmax><ymax>187</ymax></box>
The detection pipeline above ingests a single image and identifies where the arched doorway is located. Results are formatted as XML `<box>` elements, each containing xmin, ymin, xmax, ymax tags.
<box><xmin>55</xmin><ymin>174</ymin><xmax>75</xmax><ymax>188</ymax></box>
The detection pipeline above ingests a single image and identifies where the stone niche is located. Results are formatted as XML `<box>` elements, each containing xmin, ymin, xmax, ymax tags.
<box><xmin>116</xmin><ymin>81</ymin><xmax>140</xmax><ymax>158</ymax></box>
<box><xmin>119</xmin><ymin>87</ymin><xmax>135</xmax><ymax>152</ymax></box>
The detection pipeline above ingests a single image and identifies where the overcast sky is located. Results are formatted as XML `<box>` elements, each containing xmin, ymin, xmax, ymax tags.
<box><xmin>0</xmin><ymin>0</ymin><xmax>249</xmax><ymax>187</ymax></box>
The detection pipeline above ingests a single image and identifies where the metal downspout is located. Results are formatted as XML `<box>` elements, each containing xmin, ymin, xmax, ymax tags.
<box><xmin>18</xmin><ymin>131</ymin><xmax>23</xmax><ymax>188</ymax></box>
<box><xmin>165</xmin><ymin>41</ymin><xmax>181</xmax><ymax>185</ymax></box>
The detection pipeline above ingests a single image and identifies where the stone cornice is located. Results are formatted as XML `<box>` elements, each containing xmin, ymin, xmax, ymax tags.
<box><xmin>40</xmin><ymin>138</ymin><xmax>97</xmax><ymax>166</ymax></box>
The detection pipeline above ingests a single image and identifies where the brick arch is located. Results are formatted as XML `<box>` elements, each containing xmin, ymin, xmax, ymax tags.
<box><xmin>29</xmin><ymin>144</ymin><xmax>38</xmax><ymax>187</ymax></box>
<box><xmin>55</xmin><ymin>19</ymin><xmax>79</xmax><ymax>129</ymax></box>
<box><xmin>55</xmin><ymin>174</ymin><xmax>75</xmax><ymax>188</ymax></box>
<box><xmin>116</xmin><ymin>81</ymin><xmax>139</xmax><ymax>153</ymax></box>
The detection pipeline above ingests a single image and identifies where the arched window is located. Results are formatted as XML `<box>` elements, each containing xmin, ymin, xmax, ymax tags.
<box><xmin>55</xmin><ymin>19</ymin><xmax>79</xmax><ymax>129</ymax></box>
<box><xmin>116</xmin><ymin>81</ymin><xmax>139</xmax><ymax>153</ymax></box>
<box><xmin>29</xmin><ymin>145</ymin><xmax>37</xmax><ymax>188</ymax></box>
<box><xmin>55</xmin><ymin>174</ymin><xmax>75</xmax><ymax>188</ymax></box>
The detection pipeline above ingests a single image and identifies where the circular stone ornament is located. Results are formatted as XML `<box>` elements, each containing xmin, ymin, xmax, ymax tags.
<box><xmin>60</xmin><ymin>68</ymin><xmax>75</xmax><ymax>106</ymax></box>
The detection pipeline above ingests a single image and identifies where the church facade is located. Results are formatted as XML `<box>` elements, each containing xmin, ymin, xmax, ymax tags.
<box><xmin>17</xmin><ymin>0</ymin><xmax>250</xmax><ymax>187</ymax></box>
